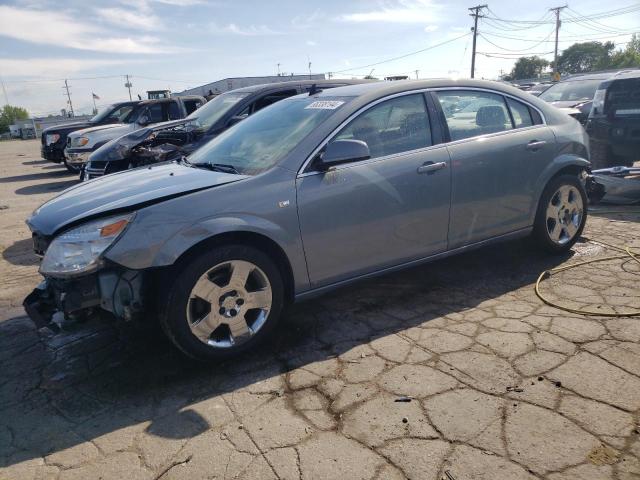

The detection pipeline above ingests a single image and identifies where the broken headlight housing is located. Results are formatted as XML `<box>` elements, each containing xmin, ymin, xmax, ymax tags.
<box><xmin>40</xmin><ymin>213</ymin><xmax>134</xmax><ymax>277</ymax></box>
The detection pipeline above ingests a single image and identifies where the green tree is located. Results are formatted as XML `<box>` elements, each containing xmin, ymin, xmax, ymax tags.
<box><xmin>510</xmin><ymin>56</ymin><xmax>550</xmax><ymax>80</ymax></box>
<box><xmin>557</xmin><ymin>41</ymin><xmax>615</xmax><ymax>74</ymax></box>
<box><xmin>0</xmin><ymin>105</ymin><xmax>29</xmax><ymax>134</ymax></box>
<box><xmin>608</xmin><ymin>34</ymin><xmax>640</xmax><ymax>69</ymax></box>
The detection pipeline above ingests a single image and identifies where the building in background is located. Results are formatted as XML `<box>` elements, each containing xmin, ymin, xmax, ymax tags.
<box><xmin>174</xmin><ymin>74</ymin><xmax>326</xmax><ymax>97</ymax></box>
<box><xmin>10</xmin><ymin>115</ymin><xmax>93</xmax><ymax>138</ymax></box>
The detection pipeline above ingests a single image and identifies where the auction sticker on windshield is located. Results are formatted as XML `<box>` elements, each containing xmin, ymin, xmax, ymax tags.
<box><xmin>305</xmin><ymin>100</ymin><xmax>345</xmax><ymax>110</ymax></box>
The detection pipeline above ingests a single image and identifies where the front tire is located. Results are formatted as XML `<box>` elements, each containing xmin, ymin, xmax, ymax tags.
<box><xmin>533</xmin><ymin>174</ymin><xmax>587</xmax><ymax>253</ymax></box>
<box><xmin>158</xmin><ymin>245</ymin><xmax>284</xmax><ymax>361</ymax></box>
<box><xmin>63</xmin><ymin>157</ymin><xmax>81</xmax><ymax>174</ymax></box>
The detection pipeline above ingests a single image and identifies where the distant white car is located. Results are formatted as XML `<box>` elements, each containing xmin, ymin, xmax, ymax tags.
<box><xmin>64</xmin><ymin>96</ymin><xmax>205</xmax><ymax>172</ymax></box>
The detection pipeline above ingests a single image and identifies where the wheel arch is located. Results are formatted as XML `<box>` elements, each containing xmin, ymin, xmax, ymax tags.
<box><xmin>529</xmin><ymin>155</ymin><xmax>590</xmax><ymax>225</ymax></box>
<box><xmin>168</xmin><ymin>230</ymin><xmax>296</xmax><ymax>304</ymax></box>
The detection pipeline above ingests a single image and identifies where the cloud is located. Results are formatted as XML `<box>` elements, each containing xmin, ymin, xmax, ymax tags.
<box><xmin>0</xmin><ymin>5</ymin><xmax>179</xmax><ymax>53</ymax></box>
<box><xmin>424</xmin><ymin>25</ymin><xmax>438</xmax><ymax>32</ymax></box>
<box><xmin>96</xmin><ymin>7</ymin><xmax>163</xmax><ymax>31</ymax></box>
<box><xmin>306</xmin><ymin>40</ymin><xmax>318</xmax><ymax>47</ymax></box>
<box><xmin>291</xmin><ymin>9</ymin><xmax>325</xmax><ymax>29</ymax></box>
<box><xmin>0</xmin><ymin>58</ymin><xmax>130</xmax><ymax>78</ymax></box>
<box><xmin>338</xmin><ymin>0</ymin><xmax>440</xmax><ymax>24</ymax></box>
<box><xmin>211</xmin><ymin>23</ymin><xmax>283</xmax><ymax>36</ymax></box>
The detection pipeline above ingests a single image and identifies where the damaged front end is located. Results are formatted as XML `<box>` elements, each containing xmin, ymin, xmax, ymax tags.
<box><xmin>23</xmin><ymin>212</ymin><xmax>149</xmax><ymax>331</ymax></box>
<box><xmin>84</xmin><ymin>119</ymin><xmax>201</xmax><ymax>180</ymax></box>
<box><xmin>23</xmin><ymin>265</ymin><xmax>148</xmax><ymax>331</ymax></box>
<box><xmin>589</xmin><ymin>166</ymin><xmax>640</xmax><ymax>205</ymax></box>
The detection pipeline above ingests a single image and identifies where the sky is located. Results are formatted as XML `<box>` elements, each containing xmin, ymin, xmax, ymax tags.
<box><xmin>0</xmin><ymin>0</ymin><xmax>638</xmax><ymax>116</ymax></box>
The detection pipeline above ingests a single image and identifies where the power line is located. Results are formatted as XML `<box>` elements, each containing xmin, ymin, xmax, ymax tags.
<box><xmin>479</xmin><ymin>30</ymin><xmax>555</xmax><ymax>52</ymax></box>
<box><xmin>329</xmin><ymin>32</ymin><xmax>471</xmax><ymax>74</ymax></box>
<box><xmin>483</xmin><ymin>3</ymin><xmax>640</xmax><ymax>25</ymax></box>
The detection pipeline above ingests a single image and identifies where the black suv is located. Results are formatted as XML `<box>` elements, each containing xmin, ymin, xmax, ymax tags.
<box><xmin>586</xmin><ymin>71</ymin><xmax>640</xmax><ymax>169</ymax></box>
<box><xmin>41</xmin><ymin>102</ymin><xmax>140</xmax><ymax>170</ymax></box>
<box><xmin>84</xmin><ymin>79</ymin><xmax>370</xmax><ymax>179</ymax></box>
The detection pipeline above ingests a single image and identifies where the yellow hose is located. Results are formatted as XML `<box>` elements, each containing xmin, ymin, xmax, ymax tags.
<box><xmin>535</xmin><ymin>239</ymin><xmax>640</xmax><ymax>317</ymax></box>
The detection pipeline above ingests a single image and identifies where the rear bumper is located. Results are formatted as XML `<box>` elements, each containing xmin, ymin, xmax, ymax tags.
<box><xmin>23</xmin><ymin>267</ymin><xmax>149</xmax><ymax>330</ymax></box>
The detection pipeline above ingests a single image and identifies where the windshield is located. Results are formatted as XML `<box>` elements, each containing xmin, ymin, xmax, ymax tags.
<box><xmin>188</xmin><ymin>96</ymin><xmax>351</xmax><ymax>175</ymax></box>
<box><xmin>540</xmin><ymin>79</ymin><xmax>602</xmax><ymax>103</ymax></box>
<box><xmin>90</xmin><ymin>104</ymin><xmax>135</xmax><ymax>123</ymax></box>
<box><xmin>186</xmin><ymin>92</ymin><xmax>250</xmax><ymax>131</ymax></box>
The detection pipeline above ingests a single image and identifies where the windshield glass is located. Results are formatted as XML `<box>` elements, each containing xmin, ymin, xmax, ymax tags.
<box><xmin>188</xmin><ymin>96</ymin><xmax>351</xmax><ymax>175</ymax></box>
<box><xmin>90</xmin><ymin>104</ymin><xmax>135</xmax><ymax>123</ymax></box>
<box><xmin>540</xmin><ymin>79</ymin><xmax>602</xmax><ymax>102</ymax></box>
<box><xmin>186</xmin><ymin>92</ymin><xmax>250</xmax><ymax>131</ymax></box>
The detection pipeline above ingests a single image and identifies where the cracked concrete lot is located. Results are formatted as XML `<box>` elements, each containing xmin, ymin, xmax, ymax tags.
<box><xmin>1</xmin><ymin>139</ymin><xmax>640</xmax><ymax>480</ymax></box>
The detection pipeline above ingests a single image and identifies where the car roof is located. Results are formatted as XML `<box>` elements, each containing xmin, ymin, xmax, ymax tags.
<box><xmin>227</xmin><ymin>78</ymin><xmax>373</xmax><ymax>94</ymax></box>
<box><xmin>310</xmin><ymin>78</ymin><xmax>532</xmax><ymax>101</ymax></box>
<box><xmin>560</xmin><ymin>69</ymin><xmax>640</xmax><ymax>82</ymax></box>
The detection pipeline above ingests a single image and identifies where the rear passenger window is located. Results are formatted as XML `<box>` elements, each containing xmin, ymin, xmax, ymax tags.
<box><xmin>332</xmin><ymin>94</ymin><xmax>432</xmax><ymax>159</ymax></box>
<box><xmin>506</xmin><ymin>98</ymin><xmax>533</xmax><ymax>128</ymax></box>
<box><xmin>435</xmin><ymin>90</ymin><xmax>512</xmax><ymax>141</ymax></box>
<box><xmin>167</xmin><ymin>102</ymin><xmax>181</xmax><ymax>120</ymax></box>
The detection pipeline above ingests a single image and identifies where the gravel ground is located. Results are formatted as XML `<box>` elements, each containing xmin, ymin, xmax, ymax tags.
<box><xmin>1</xmin><ymin>139</ymin><xmax>640</xmax><ymax>480</ymax></box>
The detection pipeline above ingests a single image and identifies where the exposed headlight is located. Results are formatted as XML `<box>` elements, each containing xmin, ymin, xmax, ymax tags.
<box><xmin>73</xmin><ymin>136</ymin><xmax>90</xmax><ymax>147</ymax></box>
<box><xmin>40</xmin><ymin>213</ymin><xmax>134</xmax><ymax>277</ymax></box>
<box><xmin>45</xmin><ymin>133</ymin><xmax>60</xmax><ymax>145</ymax></box>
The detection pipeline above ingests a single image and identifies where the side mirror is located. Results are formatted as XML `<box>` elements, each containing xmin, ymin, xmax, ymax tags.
<box><xmin>320</xmin><ymin>139</ymin><xmax>370</xmax><ymax>169</ymax></box>
<box><xmin>137</xmin><ymin>115</ymin><xmax>150</xmax><ymax>126</ymax></box>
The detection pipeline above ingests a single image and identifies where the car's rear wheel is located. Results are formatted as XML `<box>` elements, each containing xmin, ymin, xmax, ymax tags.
<box><xmin>533</xmin><ymin>174</ymin><xmax>587</xmax><ymax>253</ymax></box>
<box><xmin>159</xmin><ymin>245</ymin><xmax>284</xmax><ymax>361</ymax></box>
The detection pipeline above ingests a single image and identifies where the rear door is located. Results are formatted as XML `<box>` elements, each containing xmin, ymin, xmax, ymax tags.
<box><xmin>297</xmin><ymin>93</ymin><xmax>451</xmax><ymax>288</ymax></box>
<box><xmin>433</xmin><ymin>89</ymin><xmax>556</xmax><ymax>248</ymax></box>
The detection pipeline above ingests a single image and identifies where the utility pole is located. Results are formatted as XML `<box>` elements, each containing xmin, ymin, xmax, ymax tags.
<box><xmin>327</xmin><ymin>72</ymin><xmax>333</xmax><ymax>79</ymax></box>
<box><xmin>415</xmin><ymin>69</ymin><xmax>420</xmax><ymax>79</ymax></box>
<box><xmin>550</xmin><ymin>5</ymin><xmax>567</xmax><ymax>81</ymax></box>
<box><xmin>469</xmin><ymin>4</ymin><xmax>487</xmax><ymax>79</ymax></box>
<box><xmin>63</xmin><ymin>79</ymin><xmax>74</xmax><ymax>117</ymax></box>
<box><xmin>124</xmin><ymin>74</ymin><xmax>133</xmax><ymax>101</ymax></box>
<box><xmin>277</xmin><ymin>63</ymin><xmax>281</xmax><ymax>76</ymax></box>
<box><xmin>1</xmin><ymin>77</ymin><xmax>9</xmax><ymax>106</ymax></box>
<box><xmin>308</xmin><ymin>57</ymin><xmax>312</xmax><ymax>79</ymax></box>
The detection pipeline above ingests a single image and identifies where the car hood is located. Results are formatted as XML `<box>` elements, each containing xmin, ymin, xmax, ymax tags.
<box><xmin>27</xmin><ymin>163</ymin><xmax>248</xmax><ymax>236</ymax></box>
<box><xmin>550</xmin><ymin>100</ymin><xmax>592</xmax><ymax>109</ymax></box>
<box><xmin>71</xmin><ymin>123</ymin><xmax>125</xmax><ymax>136</ymax></box>
<box><xmin>42</xmin><ymin>121</ymin><xmax>95</xmax><ymax>135</ymax></box>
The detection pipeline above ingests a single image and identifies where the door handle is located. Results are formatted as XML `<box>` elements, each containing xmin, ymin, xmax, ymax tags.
<box><xmin>526</xmin><ymin>140</ymin><xmax>547</xmax><ymax>151</ymax></box>
<box><xmin>417</xmin><ymin>161</ymin><xmax>447</xmax><ymax>174</ymax></box>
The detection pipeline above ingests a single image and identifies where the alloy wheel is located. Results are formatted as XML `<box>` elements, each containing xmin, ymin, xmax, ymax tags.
<box><xmin>186</xmin><ymin>260</ymin><xmax>272</xmax><ymax>348</ymax></box>
<box><xmin>545</xmin><ymin>185</ymin><xmax>584</xmax><ymax>245</ymax></box>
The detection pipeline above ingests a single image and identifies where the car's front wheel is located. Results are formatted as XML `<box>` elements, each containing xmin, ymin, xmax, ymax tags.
<box><xmin>159</xmin><ymin>245</ymin><xmax>284</xmax><ymax>361</ymax></box>
<box><xmin>533</xmin><ymin>174</ymin><xmax>587</xmax><ymax>253</ymax></box>
<box><xmin>63</xmin><ymin>157</ymin><xmax>81</xmax><ymax>174</ymax></box>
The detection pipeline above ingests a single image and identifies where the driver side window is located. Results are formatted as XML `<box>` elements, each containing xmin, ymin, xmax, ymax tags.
<box><xmin>332</xmin><ymin>94</ymin><xmax>432</xmax><ymax>159</ymax></box>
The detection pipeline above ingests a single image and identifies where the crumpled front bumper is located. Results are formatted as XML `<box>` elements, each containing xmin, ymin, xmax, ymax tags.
<box><xmin>23</xmin><ymin>267</ymin><xmax>148</xmax><ymax>330</ymax></box>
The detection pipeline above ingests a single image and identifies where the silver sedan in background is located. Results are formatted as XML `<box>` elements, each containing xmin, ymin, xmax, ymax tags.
<box><xmin>24</xmin><ymin>79</ymin><xmax>590</xmax><ymax>360</ymax></box>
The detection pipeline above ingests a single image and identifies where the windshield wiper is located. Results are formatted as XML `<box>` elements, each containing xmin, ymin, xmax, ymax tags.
<box><xmin>201</xmin><ymin>163</ymin><xmax>240</xmax><ymax>174</ymax></box>
<box><xmin>178</xmin><ymin>155</ymin><xmax>192</xmax><ymax>166</ymax></box>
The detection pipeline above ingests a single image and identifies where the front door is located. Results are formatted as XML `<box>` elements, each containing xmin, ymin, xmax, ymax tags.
<box><xmin>433</xmin><ymin>89</ymin><xmax>556</xmax><ymax>248</ymax></box>
<box><xmin>297</xmin><ymin>93</ymin><xmax>451</xmax><ymax>288</ymax></box>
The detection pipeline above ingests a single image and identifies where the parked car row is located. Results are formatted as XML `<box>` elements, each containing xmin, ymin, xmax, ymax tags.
<box><xmin>83</xmin><ymin>80</ymin><xmax>367</xmax><ymax>180</ymax></box>
<box><xmin>25</xmin><ymin>78</ymin><xmax>592</xmax><ymax>360</ymax></box>
<box><xmin>41</xmin><ymin>96</ymin><xmax>205</xmax><ymax>173</ymax></box>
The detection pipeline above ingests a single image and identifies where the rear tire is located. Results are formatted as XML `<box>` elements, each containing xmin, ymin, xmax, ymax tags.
<box><xmin>589</xmin><ymin>139</ymin><xmax>612</xmax><ymax>170</ymax></box>
<box><xmin>158</xmin><ymin>245</ymin><xmax>284</xmax><ymax>361</ymax></box>
<box><xmin>533</xmin><ymin>174</ymin><xmax>587</xmax><ymax>254</ymax></box>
